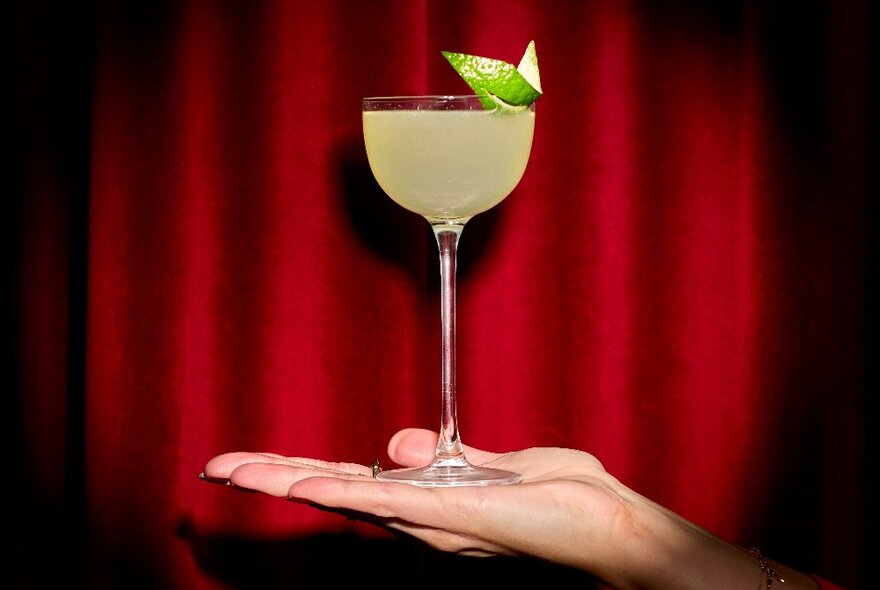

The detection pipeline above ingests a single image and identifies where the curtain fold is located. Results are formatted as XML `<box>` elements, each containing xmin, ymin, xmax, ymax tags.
<box><xmin>12</xmin><ymin>0</ymin><xmax>872</xmax><ymax>587</ymax></box>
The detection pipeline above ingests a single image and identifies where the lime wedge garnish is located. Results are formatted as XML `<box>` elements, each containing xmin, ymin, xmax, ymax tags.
<box><xmin>516</xmin><ymin>40</ymin><xmax>542</xmax><ymax>95</ymax></box>
<box><xmin>442</xmin><ymin>40</ymin><xmax>542</xmax><ymax>111</ymax></box>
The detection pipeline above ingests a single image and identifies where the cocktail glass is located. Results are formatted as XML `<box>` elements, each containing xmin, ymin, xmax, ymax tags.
<box><xmin>362</xmin><ymin>95</ymin><xmax>535</xmax><ymax>486</ymax></box>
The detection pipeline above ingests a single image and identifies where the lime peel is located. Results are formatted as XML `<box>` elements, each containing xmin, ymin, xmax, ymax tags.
<box><xmin>442</xmin><ymin>40</ymin><xmax>542</xmax><ymax>111</ymax></box>
<box><xmin>517</xmin><ymin>41</ymin><xmax>542</xmax><ymax>95</ymax></box>
<box><xmin>479</xmin><ymin>92</ymin><xmax>530</xmax><ymax>113</ymax></box>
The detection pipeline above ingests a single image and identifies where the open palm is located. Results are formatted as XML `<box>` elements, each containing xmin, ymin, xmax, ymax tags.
<box><xmin>203</xmin><ymin>428</ymin><xmax>640</xmax><ymax>575</ymax></box>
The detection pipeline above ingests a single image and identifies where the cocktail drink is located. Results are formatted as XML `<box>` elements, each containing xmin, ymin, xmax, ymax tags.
<box><xmin>363</xmin><ymin>101</ymin><xmax>535</xmax><ymax>223</ymax></box>
<box><xmin>360</xmin><ymin>41</ymin><xmax>542</xmax><ymax>487</ymax></box>
<box><xmin>362</xmin><ymin>96</ymin><xmax>535</xmax><ymax>486</ymax></box>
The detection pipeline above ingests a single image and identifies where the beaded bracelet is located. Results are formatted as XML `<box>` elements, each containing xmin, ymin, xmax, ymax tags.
<box><xmin>750</xmin><ymin>547</ymin><xmax>785</xmax><ymax>588</ymax></box>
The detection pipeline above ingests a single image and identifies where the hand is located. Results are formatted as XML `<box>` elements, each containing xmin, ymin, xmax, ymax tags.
<box><xmin>202</xmin><ymin>429</ymin><xmax>818</xmax><ymax>590</ymax></box>
<box><xmin>203</xmin><ymin>429</ymin><xmax>634</xmax><ymax>574</ymax></box>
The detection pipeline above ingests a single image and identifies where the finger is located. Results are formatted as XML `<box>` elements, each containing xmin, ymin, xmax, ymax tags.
<box><xmin>203</xmin><ymin>452</ymin><xmax>372</xmax><ymax>481</ymax></box>
<box><xmin>288</xmin><ymin>477</ymin><xmax>444</xmax><ymax>522</ymax></box>
<box><xmin>388</xmin><ymin>429</ymin><xmax>505</xmax><ymax>467</ymax></box>
<box><xmin>289</xmin><ymin>476</ymin><xmax>497</xmax><ymax>534</ymax></box>
<box><xmin>229</xmin><ymin>463</ymin><xmax>369</xmax><ymax>497</ymax></box>
<box><xmin>386</xmin><ymin>430</ymin><xmax>436</xmax><ymax>467</ymax></box>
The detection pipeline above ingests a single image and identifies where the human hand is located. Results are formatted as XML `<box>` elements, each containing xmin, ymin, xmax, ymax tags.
<box><xmin>202</xmin><ymin>428</ymin><xmax>642</xmax><ymax>584</ymax></box>
<box><xmin>202</xmin><ymin>429</ymin><xmax>817</xmax><ymax>590</ymax></box>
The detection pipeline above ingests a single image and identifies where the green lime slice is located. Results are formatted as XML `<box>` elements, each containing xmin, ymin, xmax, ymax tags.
<box><xmin>442</xmin><ymin>40</ymin><xmax>542</xmax><ymax>111</ymax></box>
<box><xmin>517</xmin><ymin>40</ymin><xmax>542</xmax><ymax>95</ymax></box>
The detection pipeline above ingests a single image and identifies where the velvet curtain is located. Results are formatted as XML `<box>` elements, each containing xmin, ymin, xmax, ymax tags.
<box><xmin>11</xmin><ymin>0</ymin><xmax>873</xmax><ymax>587</ymax></box>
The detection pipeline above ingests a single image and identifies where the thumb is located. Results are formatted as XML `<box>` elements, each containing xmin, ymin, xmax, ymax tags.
<box><xmin>387</xmin><ymin>429</ymin><xmax>505</xmax><ymax>467</ymax></box>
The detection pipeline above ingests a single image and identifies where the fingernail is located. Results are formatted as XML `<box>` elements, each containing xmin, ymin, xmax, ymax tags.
<box><xmin>199</xmin><ymin>472</ymin><xmax>233</xmax><ymax>485</ymax></box>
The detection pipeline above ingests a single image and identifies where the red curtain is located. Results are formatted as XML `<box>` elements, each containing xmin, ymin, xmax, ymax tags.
<box><xmin>12</xmin><ymin>0</ymin><xmax>873</xmax><ymax>587</ymax></box>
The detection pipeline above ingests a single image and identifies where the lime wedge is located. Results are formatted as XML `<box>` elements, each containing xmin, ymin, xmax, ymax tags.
<box><xmin>516</xmin><ymin>40</ymin><xmax>542</xmax><ymax>95</ymax></box>
<box><xmin>442</xmin><ymin>40</ymin><xmax>542</xmax><ymax>111</ymax></box>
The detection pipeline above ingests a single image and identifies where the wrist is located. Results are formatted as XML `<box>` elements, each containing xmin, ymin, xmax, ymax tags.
<box><xmin>613</xmin><ymin>490</ymin><xmax>760</xmax><ymax>590</ymax></box>
<box><xmin>614</xmin><ymin>490</ymin><xmax>819</xmax><ymax>590</ymax></box>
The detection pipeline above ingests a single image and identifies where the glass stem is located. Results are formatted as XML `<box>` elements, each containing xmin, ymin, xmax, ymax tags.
<box><xmin>432</xmin><ymin>224</ymin><xmax>469</xmax><ymax>467</ymax></box>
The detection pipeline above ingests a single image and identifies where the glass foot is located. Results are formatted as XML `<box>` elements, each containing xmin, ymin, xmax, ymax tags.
<box><xmin>376</xmin><ymin>463</ymin><xmax>522</xmax><ymax>487</ymax></box>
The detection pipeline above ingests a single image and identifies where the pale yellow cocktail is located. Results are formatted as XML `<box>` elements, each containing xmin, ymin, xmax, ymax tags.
<box><xmin>363</xmin><ymin>107</ymin><xmax>535</xmax><ymax>224</ymax></box>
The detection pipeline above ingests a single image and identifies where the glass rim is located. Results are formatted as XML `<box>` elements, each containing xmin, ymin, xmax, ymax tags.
<box><xmin>362</xmin><ymin>95</ymin><xmax>536</xmax><ymax>112</ymax></box>
<box><xmin>362</xmin><ymin>95</ymin><xmax>488</xmax><ymax>102</ymax></box>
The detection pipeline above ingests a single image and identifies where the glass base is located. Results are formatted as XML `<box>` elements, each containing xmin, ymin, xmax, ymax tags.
<box><xmin>376</xmin><ymin>462</ymin><xmax>522</xmax><ymax>487</ymax></box>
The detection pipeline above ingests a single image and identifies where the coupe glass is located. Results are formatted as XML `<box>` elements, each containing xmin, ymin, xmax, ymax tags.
<box><xmin>362</xmin><ymin>95</ymin><xmax>535</xmax><ymax>486</ymax></box>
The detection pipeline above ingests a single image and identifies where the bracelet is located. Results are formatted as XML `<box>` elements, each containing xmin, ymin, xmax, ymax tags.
<box><xmin>750</xmin><ymin>547</ymin><xmax>785</xmax><ymax>588</ymax></box>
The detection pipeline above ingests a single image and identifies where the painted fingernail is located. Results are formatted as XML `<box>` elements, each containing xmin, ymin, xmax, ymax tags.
<box><xmin>199</xmin><ymin>472</ymin><xmax>233</xmax><ymax>485</ymax></box>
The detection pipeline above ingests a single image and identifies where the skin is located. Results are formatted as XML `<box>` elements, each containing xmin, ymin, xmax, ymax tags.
<box><xmin>202</xmin><ymin>428</ymin><xmax>818</xmax><ymax>590</ymax></box>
